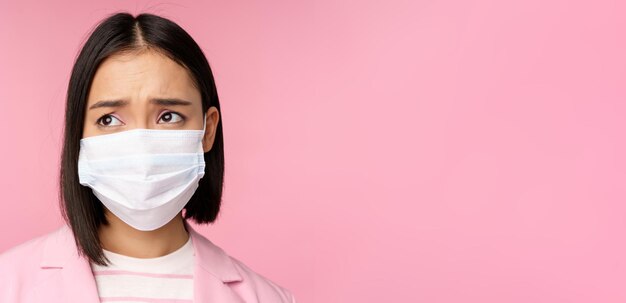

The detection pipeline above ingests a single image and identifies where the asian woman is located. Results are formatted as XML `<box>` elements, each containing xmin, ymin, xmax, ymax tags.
<box><xmin>0</xmin><ymin>12</ymin><xmax>295</xmax><ymax>303</ymax></box>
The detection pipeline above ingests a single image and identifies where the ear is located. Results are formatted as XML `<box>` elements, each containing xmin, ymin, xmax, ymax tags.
<box><xmin>202</xmin><ymin>107</ymin><xmax>220</xmax><ymax>153</ymax></box>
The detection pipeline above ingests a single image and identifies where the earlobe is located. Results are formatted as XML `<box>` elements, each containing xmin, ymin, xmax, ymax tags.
<box><xmin>202</xmin><ymin>126</ymin><xmax>212</xmax><ymax>153</ymax></box>
<box><xmin>202</xmin><ymin>108</ymin><xmax>219</xmax><ymax>153</ymax></box>
<box><xmin>202</xmin><ymin>136</ymin><xmax>212</xmax><ymax>153</ymax></box>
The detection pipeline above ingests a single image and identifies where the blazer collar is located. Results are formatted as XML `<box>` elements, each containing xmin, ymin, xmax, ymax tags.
<box><xmin>40</xmin><ymin>222</ymin><xmax>243</xmax><ymax>284</ymax></box>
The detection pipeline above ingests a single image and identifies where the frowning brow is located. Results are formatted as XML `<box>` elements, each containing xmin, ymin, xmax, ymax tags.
<box><xmin>88</xmin><ymin>98</ymin><xmax>192</xmax><ymax>110</ymax></box>
<box><xmin>149</xmin><ymin>98</ymin><xmax>193</xmax><ymax>106</ymax></box>
<box><xmin>89</xmin><ymin>99</ymin><xmax>128</xmax><ymax>110</ymax></box>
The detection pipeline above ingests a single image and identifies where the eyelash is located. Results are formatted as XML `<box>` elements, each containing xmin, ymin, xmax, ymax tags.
<box><xmin>96</xmin><ymin>111</ymin><xmax>186</xmax><ymax>127</ymax></box>
<box><xmin>158</xmin><ymin>111</ymin><xmax>186</xmax><ymax>124</ymax></box>
<box><xmin>96</xmin><ymin>114</ymin><xmax>122</xmax><ymax>127</ymax></box>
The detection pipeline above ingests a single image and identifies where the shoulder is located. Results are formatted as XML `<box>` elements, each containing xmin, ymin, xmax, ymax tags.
<box><xmin>0</xmin><ymin>227</ymin><xmax>66</xmax><ymax>299</ymax></box>
<box><xmin>0</xmin><ymin>228</ymin><xmax>53</xmax><ymax>272</ymax></box>
<box><xmin>227</xmin><ymin>254</ymin><xmax>296</xmax><ymax>303</ymax></box>
<box><xmin>188</xmin><ymin>225</ymin><xmax>296</xmax><ymax>302</ymax></box>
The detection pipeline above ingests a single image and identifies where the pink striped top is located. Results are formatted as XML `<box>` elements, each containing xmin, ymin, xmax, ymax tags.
<box><xmin>90</xmin><ymin>236</ymin><xmax>194</xmax><ymax>303</ymax></box>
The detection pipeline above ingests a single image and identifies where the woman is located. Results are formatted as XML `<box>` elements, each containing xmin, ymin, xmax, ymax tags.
<box><xmin>0</xmin><ymin>12</ymin><xmax>295</xmax><ymax>303</ymax></box>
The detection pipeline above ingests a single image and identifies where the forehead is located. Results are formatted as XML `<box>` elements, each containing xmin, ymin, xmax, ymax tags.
<box><xmin>87</xmin><ymin>50</ymin><xmax>200</xmax><ymax>105</ymax></box>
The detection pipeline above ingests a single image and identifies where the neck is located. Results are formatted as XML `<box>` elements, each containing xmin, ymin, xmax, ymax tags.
<box><xmin>98</xmin><ymin>210</ymin><xmax>190</xmax><ymax>258</ymax></box>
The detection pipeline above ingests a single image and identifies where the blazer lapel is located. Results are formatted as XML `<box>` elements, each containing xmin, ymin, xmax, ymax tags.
<box><xmin>38</xmin><ymin>225</ymin><xmax>100</xmax><ymax>303</ymax></box>
<box><xmin>60</xmin><ymin>257</ymin><xmax>101</xmax><ymax>302</ymax></box>
<box><xmin>187</xmin><ymin>223</ymin><xmax>246</xmax><ymax>303</ymax></box>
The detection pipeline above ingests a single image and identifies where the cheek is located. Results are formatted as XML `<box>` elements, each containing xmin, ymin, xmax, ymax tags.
<box><xmin>81</xmin><ymin>114</ymin><xmax>98</xmax><ymax>138</ymax></box>
<box><xmin>82</xmin><ymin>123</ymin><xmax>95</xmax><ymax>138</ymax></box>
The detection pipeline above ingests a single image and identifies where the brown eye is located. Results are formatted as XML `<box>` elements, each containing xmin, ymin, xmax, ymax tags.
<box><xmin>158</xmin><ymin>112</ymin><xmax>184</xmax><ymax>124</ymax></box>
<box><xmin>97</xmin><ymin>114</ymin><xmax>122</xmax><ymax>126</ymax></box>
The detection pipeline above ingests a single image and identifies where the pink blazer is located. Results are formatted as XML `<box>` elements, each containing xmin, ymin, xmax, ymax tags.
<box><xmin>0</xmin><ymin>223</ymin><xmax>295</xmax><ymax>303</ymax></box>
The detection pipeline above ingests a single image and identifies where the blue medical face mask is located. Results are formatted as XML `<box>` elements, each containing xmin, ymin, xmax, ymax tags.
<box><xmin>77</xmin><ymin>114</ymin><xmax>207</xmax><ymax>231</ymax></box>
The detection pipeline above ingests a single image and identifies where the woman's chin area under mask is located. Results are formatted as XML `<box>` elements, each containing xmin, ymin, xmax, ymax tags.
<box><xmin>97</xmin><ymin>208</ymin><xmax>190</xmax><ymax>259</ymax></box>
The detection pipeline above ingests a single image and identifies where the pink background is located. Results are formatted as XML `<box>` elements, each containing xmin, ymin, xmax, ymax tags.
<box><xmin>1</xmin><ymin>0</ymin><xmax>625</xmax><ymax>302</ymax></box>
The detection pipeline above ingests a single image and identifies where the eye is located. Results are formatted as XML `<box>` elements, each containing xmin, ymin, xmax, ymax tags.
<box><xmin>97</xmin><ymin>114</ymin><xmax>123</xmax><ymax>127</ymax></box>
<box><xmin>158</xmin><ymin>111</ymin><xmax>184</xmax><ymax>124</ymax></box>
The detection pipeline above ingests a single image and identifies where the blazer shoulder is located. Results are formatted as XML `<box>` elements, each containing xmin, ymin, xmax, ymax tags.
<box><xmin>228</xmin><ymin>254</ymin><xmax>296</xmax><ymax>303</ymax></box>
<box><xmin>188</xmin><ymin>223</ymin><xmax>296</xmax><ymax>302</ymax></box>
<box><xmin>0</xmin><ymin>229</ymin><xmax>52</xmax><ymax>271</ymax></box>
<box><xmin>0</xmin><ymin>227</ymin><xmax>66</xmax><ymax>301</ymax></box>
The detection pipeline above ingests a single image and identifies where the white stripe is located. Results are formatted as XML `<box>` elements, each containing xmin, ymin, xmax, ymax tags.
<box><xmin>94</xmin><ymin>274</ymin><xmax>193</xmax><ymax>299</ymax></box>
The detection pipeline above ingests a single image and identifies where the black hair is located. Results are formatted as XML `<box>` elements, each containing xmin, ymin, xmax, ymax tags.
<box><xmin>59</xmin><ymin>12</ymin><xmax>224</xmax><ymax>266</ymax></box>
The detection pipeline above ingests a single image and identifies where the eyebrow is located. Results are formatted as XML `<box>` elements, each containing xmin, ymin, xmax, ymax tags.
<box><xmin>88</xmin><ymin>98</ymin><xmax>192</xmax><ymax>110</ymax></box>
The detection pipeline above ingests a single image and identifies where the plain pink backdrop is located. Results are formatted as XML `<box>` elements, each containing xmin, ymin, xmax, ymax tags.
<box><xmin>1</xmin><ymin>0</ymin><xmax>625</xmax><ymax>302</ymax></box>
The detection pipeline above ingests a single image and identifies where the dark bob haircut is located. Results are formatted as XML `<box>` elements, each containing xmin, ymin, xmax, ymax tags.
<box><xmin>59</xmin><ymin>12</ymin><xmax>224</xmax><ymax>266</ymax></box>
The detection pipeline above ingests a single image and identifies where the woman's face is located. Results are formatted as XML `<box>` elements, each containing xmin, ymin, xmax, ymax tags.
<box><xmin>83</xmin><ymin>49</ymin><xmax>219</xmax><ymax>153</ymax></box>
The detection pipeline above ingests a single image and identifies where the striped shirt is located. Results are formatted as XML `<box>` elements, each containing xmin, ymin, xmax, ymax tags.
<box><xmin>90</xmin><ymin>236</ymin><xmax>194</xmax><ymax>303</ymax></box>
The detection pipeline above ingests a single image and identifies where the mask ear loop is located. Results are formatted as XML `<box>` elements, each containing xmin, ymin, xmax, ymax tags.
<box><xmin>199</xmin><ymin>113</ymin><xmax>208</xmax><ymax>154</ymax></box>
<box><xmin>201</xmin><ymin>113</ymin><xmax>207</xmax><ymax>136</ymax></box>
